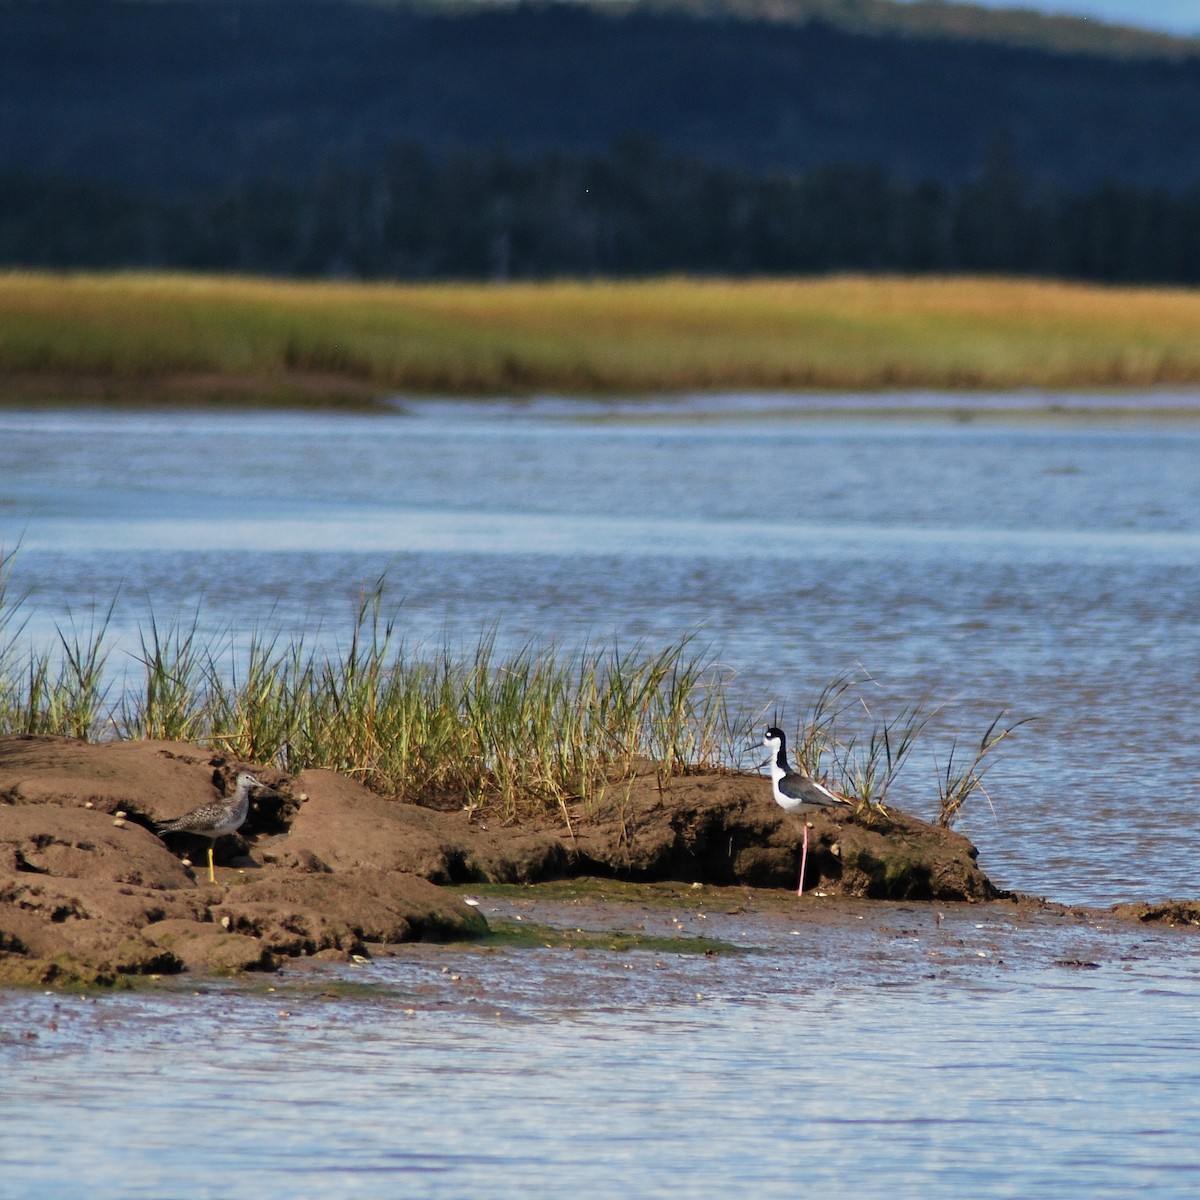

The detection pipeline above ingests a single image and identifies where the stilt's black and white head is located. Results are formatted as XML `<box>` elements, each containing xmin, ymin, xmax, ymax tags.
<box><xmin>763</xmin><ymin>725</ymin><xmax>789</xmax><ymax>772</ymax></box>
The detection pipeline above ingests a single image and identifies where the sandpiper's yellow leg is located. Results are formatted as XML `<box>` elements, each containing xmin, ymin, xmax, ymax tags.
<box><xmin>207</xmin><ymin>845</ymin><xmax>216</xmax><ymax>884</ymax></box>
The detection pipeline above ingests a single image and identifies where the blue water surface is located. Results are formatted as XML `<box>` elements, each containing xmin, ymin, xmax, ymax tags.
<box><xmin>2</xmin><ymin>393</ymin><xmax>1200</xmax><ymax>1198</ymax></box>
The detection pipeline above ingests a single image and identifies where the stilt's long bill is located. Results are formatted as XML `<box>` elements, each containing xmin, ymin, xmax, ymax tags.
<box><xmin>763</xmin><ymin>726</ymin><xmax>850</xmax><ymax>896</ymax></box>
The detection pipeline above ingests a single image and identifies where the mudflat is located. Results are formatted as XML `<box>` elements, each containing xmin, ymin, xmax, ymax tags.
<box><xmin>0</xmin><ymin>734</ymin><xmax>1195</xmax><ymax>987</ymax></box>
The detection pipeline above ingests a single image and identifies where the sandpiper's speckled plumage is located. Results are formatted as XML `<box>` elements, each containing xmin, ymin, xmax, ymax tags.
<box><xmin>157</xmin><ymin>771</ymin><xmax>263</xmax><ymax>881</ymax></box>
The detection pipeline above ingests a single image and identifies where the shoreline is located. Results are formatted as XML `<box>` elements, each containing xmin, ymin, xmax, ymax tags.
<box><xmin>2</xmin><ymin>735</ymin><xmax>1197</xmax><ymax>990</ymax></box>
<box><xmin>4</xmin><ymin>376</ymin><xmax>1200</xmax><ymax>422</ymax></box>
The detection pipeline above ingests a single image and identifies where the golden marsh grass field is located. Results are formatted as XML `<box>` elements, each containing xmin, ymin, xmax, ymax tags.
<box><xmin>3</xmin><ymin>271</ymin><xmax>1200</xmax><ymax>402</ymax></box>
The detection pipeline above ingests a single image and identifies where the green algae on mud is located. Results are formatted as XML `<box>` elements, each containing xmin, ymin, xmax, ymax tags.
<box><xmin>476</xmin><ymin>917</ymin><xmax>747</xmax><ymax>958</ymax></box>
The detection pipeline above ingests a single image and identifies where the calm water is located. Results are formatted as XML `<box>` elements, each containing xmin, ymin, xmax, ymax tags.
<box><xmin>3</xmin><ymin>896</ymin><xmax>1200</xmax><ymax>1198</ymax></box>
<box><xmin>3</xmin><ymin>395</ymin><xmax>1198</xmax><ymax>905</ymax></box>
<box><xmin>2</xmin><ymin>394</ymin><xmax>1199</xmax><ymax>1196</ymax></box>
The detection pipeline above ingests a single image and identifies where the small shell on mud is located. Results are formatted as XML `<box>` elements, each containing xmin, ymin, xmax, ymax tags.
<box><xmin>112</xmin><ymin>818</ymin><xmax>126</xmax><ymax>828</ymax></box>
<box><xmin>220</xmin><ymin>916</ymin><xmax>231</xmax><ymax>929</ymax></box>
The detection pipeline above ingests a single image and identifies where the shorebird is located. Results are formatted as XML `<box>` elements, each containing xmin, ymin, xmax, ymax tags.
<box><xmin>156</xmin><ymin>771</ymin><xmax>264</xmax><ymax>884</ymax></box>
<box><xmin>763</xmin><ymin>726</ymin><xmax>851</xmax><ymax>897</ymax></box>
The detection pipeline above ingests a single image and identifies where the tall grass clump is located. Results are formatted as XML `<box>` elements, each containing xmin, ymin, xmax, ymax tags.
<box><xmin>936</xmin><ymin>710</ymin><xmax>1034</xmax><ymax>828</ymax></box>
<box><xmin>838</xmin><ymin>698</ymin><xmax>933</xmax><ymax>816</ymax></box>
<box><xmin>204</xmin><ymin>603</ymin><xmax>734</xmax><ymax>819</ymax></box>
<box><xmin>772</xmin><ymin>675</ymin><xmax>1028</xmax><ymax>824</ymax></box>
<box><xmin>0</xmin><ymin>549</ymin><xmax>115</xmax><ymax>740</ymax></box>
<box><xmin>777</xmin><ymin>672</ymin><xmax>862</xmax><ymax>780</ymax></box>
<box><xmin>0</xmin><ymin>547</ymin><xmax>26</xmax><ymax>729</ymax></box>
<box><xmin>55</xmin><ymin>585</ymin><xmax>733</xmax><ymax>821</ymax></box>
<box><xmin>45</xmin><ymin>603</ymin><xmax>117</xmax><ymax>740</ymax></box>
<box><xmin>118</xmin><ymin>607</ymin><xmax>210</xmax><ymax>742</ymax></box>
<box><xmin>200</xmin><ymin>628</ymin><xmax>316</xmax><ymax>768</ymax></box>
<box><xmin>768</xmin><ymin>670</ymin><xmax>930</xmax><ymax>815</ymax></box>
<box><xmin>0</xmin><ymin>558</ymin><xmax>1026</xmax><ymax>827</ymax></box>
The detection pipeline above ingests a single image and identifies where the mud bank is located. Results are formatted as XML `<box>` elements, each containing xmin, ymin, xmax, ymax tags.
<box><xmin>1</xmin><ymin>735</ymin><xmax>1194</xmax><ymax>986</ymax></box>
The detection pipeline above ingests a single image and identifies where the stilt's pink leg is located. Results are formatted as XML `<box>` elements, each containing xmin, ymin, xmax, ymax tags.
<box><xmin>798</xmin><ymin>823</ymin><xmax>809</xmax><ymax>897</ymax></box>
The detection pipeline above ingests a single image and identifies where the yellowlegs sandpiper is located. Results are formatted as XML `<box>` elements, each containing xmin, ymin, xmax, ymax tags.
<box><xmin>157</xmin><ymin>771</ymin><xmax>264</xmax><ymax>884</ymax></box>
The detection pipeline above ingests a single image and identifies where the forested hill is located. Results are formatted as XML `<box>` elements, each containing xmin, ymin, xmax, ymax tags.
<box><xmin>5</xmin><ymin>0</ymin><xmax>1200</xmax><ymax>193</ymax></box>
<box><xmin>638</xmin><ymin>0</ymin><xmax>1200</xmax><ymax>60</ymax></box>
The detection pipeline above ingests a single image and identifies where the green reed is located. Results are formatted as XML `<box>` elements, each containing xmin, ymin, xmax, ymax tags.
<box><xmin>0</xmin><ymin>575</ymin><xmax>734</xmax><ymax>819</ymax></box>
<box><xmin>0</xmin><ymin>553</ymin><xmax>116</xmax><ymax>740</ymax></box>
<box><xmin>771</xmin><ymin>678</ymin><xmax>1027</xmax><ymax>824</ymax></box>
<box><xmin>935</xmin><ymin>709</ymin><xmax>1035</xmax><ymax>829</ymax></box>
<box><xmin>0</xmin><ymin>551</ymin><xmax>1020</xmax><ymax>825</ymax></box>
<box><xmin>778</xmin><ymin>671</ymin><xmax>864</xmax><ymax>780</ymax></box>
<box><xmin>118</xmin><ymin>607</ymin><xmax>210</xmax><ymax>743</ymax></box>
<box><xmin>766</xmin><ymin>670</ymin><xmax>927</xmax><ymax>817</ymax></box>
<box><xmin>837</xmin><ymin>699</ymin><xmax>934</xmax><ymax>816</ymax></box>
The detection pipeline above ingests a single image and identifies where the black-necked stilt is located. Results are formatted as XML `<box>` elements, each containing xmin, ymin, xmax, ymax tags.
<box><xmin>763</xmin><ymin>726</ymin><xmax>851</xmax><ymax>896</ymax></box>
<box><xmin>157</xmin><ymin>771</ymin><xmax>264</xmax><ymax>884</ymax></box>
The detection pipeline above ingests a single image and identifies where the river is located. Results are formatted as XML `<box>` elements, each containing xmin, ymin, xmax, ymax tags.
<box><xmin>1</xmin><ymin>393</ymin><xmax>1198</xmax><ymax>1196</ymax></box>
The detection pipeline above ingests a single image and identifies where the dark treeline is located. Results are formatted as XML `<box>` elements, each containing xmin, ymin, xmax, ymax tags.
<box><xmin>6</xmin><ymin>140</ymin><xmax>1200</xmax><ymax>283</ymax></box>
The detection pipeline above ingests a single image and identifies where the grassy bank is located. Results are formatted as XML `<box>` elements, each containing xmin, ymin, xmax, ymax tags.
<box><xmin>3</xmin><ymin>271</ymin><xmax>1200</xmax><ymax>402</ymax></box>
<box><xmin>0</xmin><ymin>572</ymin><xmax>738</xmax><ymax>821</ymax></box>
<box><xmin>0</xmin><ymin>561</ymin><xmax>1021</xmax><ymax>826</ymax></box>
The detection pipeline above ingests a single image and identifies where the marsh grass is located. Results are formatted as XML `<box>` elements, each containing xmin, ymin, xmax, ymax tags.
<box><xmin>0</xmin><ymin>552</ymin><xmax>1021</xmax><ymax>825</ymax></box>
<box><xmin>0</xmin><ymin>549</ymin><xmax>116</xmax><ymax>739</ymax></box>
<box><xmin>49</xmin><ymin>602</ymin><xmax>117</xmax><ymax>740</ymax></box>
<box><xmin>119</xmin><ymin>606</ymin><xmax>210</xmax><ymax>742</ymax></box>
<box><xmin>0</xmin><ymin>549</ymin><xmax>28</xmax><ymax>717</ymax></box>
<box><xmin>836</xmin><ymin>699</ymin><xmax>934</xmax><ymax>819</ymax></box>
<box><xmin>0</xmin><ymin>575</ymin><xmax>734</xmax><ymax>819</ymax></box>
<box><xmin>936</xmin><ymin>710</ymin><xmax>1035</xmax><ymax>829</ymax></box>
<box><xmin>779</xmin><ymin>672</ymin><xmax>862</xmax><ymax>779</ymax></box>
<box><xmin>768</xmin><ymin>671</ymin><xmax>931</xmax><ymax>818</ymax></box>
<box><xmin>772</xmin><ymin>675</ymin><xmax>1026</xmax><ymax>824</ymax></box>
<box><xmin>7</xmin><ymin>272</ymin><xmax>1200</xmax><ymax>399</ymax></box>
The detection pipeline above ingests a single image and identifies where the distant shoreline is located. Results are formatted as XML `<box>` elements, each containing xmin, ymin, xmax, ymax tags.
<box><xmin>6</xmin><ymin>379</ymin><xmax>1200</xmax><ymax>424</ymax></box>
<box><xmin>6</xmin><ymin>272</ymin><xmax>1200</xmax><ymax>406</ymax></box>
